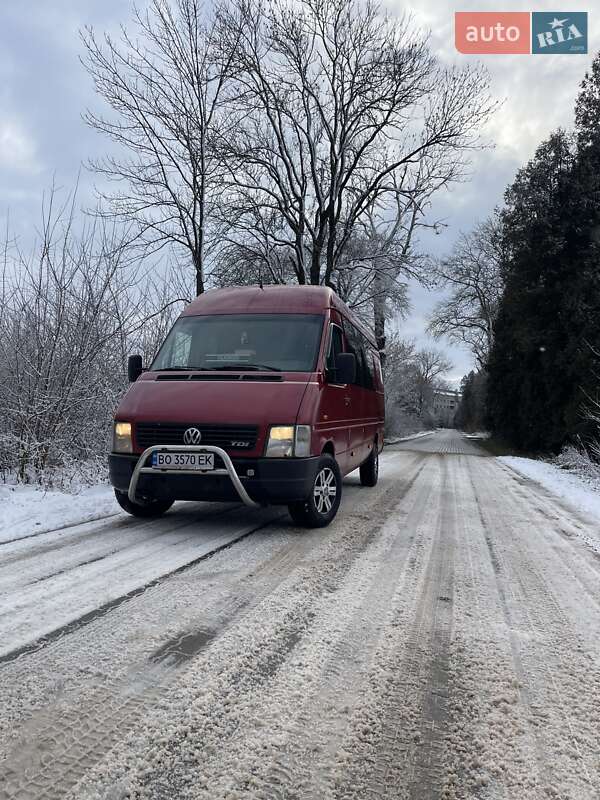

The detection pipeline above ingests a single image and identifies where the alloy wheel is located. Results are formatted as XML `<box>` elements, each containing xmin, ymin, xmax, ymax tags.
<box><xmin>313</xmin><ymin>467</ymin><xmax>337</xmax><ymax>514</ymax></box>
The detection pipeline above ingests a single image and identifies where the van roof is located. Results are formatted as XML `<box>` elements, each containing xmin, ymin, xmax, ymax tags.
<box><xmin>182</xmin><ymin>285</ymin><xmax>377</xmax><ymax>348</ymax></box>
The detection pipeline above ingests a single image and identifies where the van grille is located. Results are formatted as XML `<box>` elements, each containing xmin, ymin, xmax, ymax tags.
<box><xmin>135</xmin><ymin>423</ymin><xmax>259</xmax><ymax>451</ymax></box>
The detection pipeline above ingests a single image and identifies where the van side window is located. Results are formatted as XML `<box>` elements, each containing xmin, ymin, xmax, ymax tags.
<box><xmin>362</xmin><ymin>346</ymin><xmax>375</xmax><ymax>390</ymax></box>
<box><xmin>372</xmin><ymin>353</ymin><xmax>384</xmax><ymax>391</ymax></box>
<box><xmin>343</xmin><ymin>322</ymin><xmax>365</xmax><ymax>387</ymax></box>
<box><xmin>326</xmin><ymin>325</ymin><xmax>344</xmax><ymax>379</ymax></box>
<box><xmin>344</xmin><ymin>320</ymin><xmax>378</xmax><ymax>390</ymax></box>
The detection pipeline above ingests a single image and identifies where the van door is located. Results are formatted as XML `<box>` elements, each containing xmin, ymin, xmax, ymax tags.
<box><xmin>315</xmin><ymin>322</ymin><xmax>352</xmax><ymax>472</ymax></box>
<box><xmin>362</xmin><ymin>348</ymin><xmax>382</xmax><ymax>455</ymax></box>
<box><xmin>371</xmin><ymin>350</ymin><xmax>385</xmax><ymax>448</ymax></box>
<box><xmin>342</xmin><ymin>321</ymin><xmax>368</xmax><ymax>469</ymax></box>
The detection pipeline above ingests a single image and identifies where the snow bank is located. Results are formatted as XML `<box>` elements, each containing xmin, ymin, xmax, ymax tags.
<box><xmin>0</xmin><ymin>483</ymin><xmax>117</xmax><ymax>543</ymax></box>
<box><xmin>385</xmin><ymin>430</ymin><xmax>435</xmax><ymax>445</ymax></box>
<box><xmin>499</xmin><ymin>455</ymin><xmax>600</xmax><ymax>525</ymax></box>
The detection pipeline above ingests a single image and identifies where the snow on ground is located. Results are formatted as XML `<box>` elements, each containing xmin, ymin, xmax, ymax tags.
<box><xmin>3</xmin><ymin>432</ymin><xmax>600</xmax><ymax>799</ymax></box>
<box><xmin>500</xmin><ymin>454</ymin><xmax>600</xmax><ymax>528</ymax></box>
<box><xmin>0</xmin><ymin>501</ymin><xmax>284</xmax><ymax>657</ymax></box>
<box><xmin>384</xmin><ymin>430</ymin><xmax>435</xmax><ymax>445</ymax></box>
<box><xmin>0</xmin><ymin>482</ymin><xmax>118</xmax><ymax>544</ymax></box>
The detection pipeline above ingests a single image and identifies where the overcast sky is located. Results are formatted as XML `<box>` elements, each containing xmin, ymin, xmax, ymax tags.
<box><xmin>0</xmin><ymin>0</ymin><xmax>597</xmax><ymax>384</ymax></box>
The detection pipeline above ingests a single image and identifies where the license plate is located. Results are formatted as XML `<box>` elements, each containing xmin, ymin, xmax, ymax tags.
<box><xmin>151</xmin><ymin>452</ymin><xmax>215</xmax><ymax>470</ymax></box>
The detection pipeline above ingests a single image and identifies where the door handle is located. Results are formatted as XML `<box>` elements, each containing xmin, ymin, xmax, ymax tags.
<box><xmin>344</xmin><ymin>396</ymin><xmax>351</xmax><ymax>406</ymax></box>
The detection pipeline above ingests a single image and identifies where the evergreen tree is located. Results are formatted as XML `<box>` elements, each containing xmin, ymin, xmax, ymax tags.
<box><xmin>488</xmin><ymin>53</ymin><xmax>600</xmax><ymax>451</ymax></box>
<box><xmin>454</xmin><ymin>371</ymin><xmax>488</xmax><ymax>432</ymax></box>
<box><xmin>454</xmin><ymin>373</ymin><xmax>474</xmax><ymax>430</ymax></box>
<box><xmin>572</xmin><ymin>52</ymin><xmax>600</xmax><ymax>448</ymax></box>
<box><xmin>487</xmin><ymin>131</ymin><xmax>578</xmax><ymax>450</ymax></box>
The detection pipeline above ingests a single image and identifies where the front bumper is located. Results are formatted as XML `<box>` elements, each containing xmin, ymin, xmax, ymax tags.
<box><xmin>109</xmin><ymin>448</ymin><xmax>320</xmax><ymax>506</ymax></box>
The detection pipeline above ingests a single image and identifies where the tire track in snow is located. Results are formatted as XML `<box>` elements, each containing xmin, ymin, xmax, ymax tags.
<box><xmin>62</xmin><ymin>457</ymin><xmax>428</xmax><ymax>800</ymax></box>
<box><xmin>0</xmin><ymin>456</ymin><xmax>424</xmax><ymax>800</ymax></box>
<box><xmin>6</xmin><ymin>433</ymin><xmax>600</xmax><ymax>800</ymax></box>
<box><xmin>0</xmin><ymin>512</ymin><xmax>120</xmax><ymax>547</ymax></box>
<box><xmin>0</xmin><ymin>454</ymin><xmax>414</xmax><ymax>749</ymax></box>
<box><xmin>390</xmin><ymin>430</ymin><xmax>489</xmax><ymax>457</ymax></box>
<box><xmin>0</xmin><ymin>511</ymin><xmax>228</xmax><ymax>593</ymax></box>
<box><xmin>0</xmin><ymin>506</ymin><xmax>240</xmax><ymax>606</ymax></box>
<box><xmin>471</xmin><ymin>459</ymin><xmax>600</xmax><ymax>798</ymax></box>
<box><xmin>497</xmin><ymin>463</ymin><xmax>600</xmax><ymax>613</ymax></box>
<box><xmin>0</xmin><ymin>517</ymin><xmax>300</xmax><ymax>800</ymax></box>
<box><xmin>249</xmin><ymin>458</ymin><xmax>433</xmax><ymax>800</ymax></box>
<box><xmin>339</xmin><ymin>456</ymin><xmax>455</xmax><ymax>800</ymax></box>
<box><xmin>442</xmin><ymin>456</ymin><xmax>549</xmax><ymax>800</ymax></box>
<box><xmin>0</xmin><ymin>501</ymin><xmax>239</xmax><ymax>573</ymax></box>
<box><xmin>0</xmin><ymin>510</ymin><xmax>283</xmax><ymax>665</ymax></box>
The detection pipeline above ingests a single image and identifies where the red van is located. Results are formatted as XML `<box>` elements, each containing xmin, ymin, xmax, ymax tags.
<box><xmin>109</xmin><ymin>286</ymin><xmax>384</xmax><ymax>527</ymax></box>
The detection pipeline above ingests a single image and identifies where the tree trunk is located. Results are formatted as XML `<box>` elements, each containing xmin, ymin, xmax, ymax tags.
<box><xmin>373</xmin><ymin>269</ymin><xmax>386</xmax><ymax>366</ymax></box>
<box><xmin>194</xmin><ymin>251</ymin><xmax>205</xmax><ymax>296</ymax></box>
<box><xmin>310</xmin><ymin>243</ymin><xmax>322</xmax><ymax>285</ymax></box>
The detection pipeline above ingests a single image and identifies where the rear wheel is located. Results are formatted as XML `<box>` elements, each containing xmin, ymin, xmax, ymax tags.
<box><xmin>114</xmin><ymin>489</ymin><xmax>173</xmax><ymax>518</ymax></box>
<box><xmin>359</xmin><ymin>444</ymin><xmax>379</xmax><ymax>487</ymax></box>
<box><xmin>288</xmin><ymin>453</ymin><xmax>342</xmax><ymax>528</ymax></box>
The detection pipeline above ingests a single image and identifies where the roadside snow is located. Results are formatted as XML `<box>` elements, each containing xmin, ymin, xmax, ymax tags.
<box><xmin>385</xmin><ymin>430</ymin><xmax>435</xmax><ymax>445</ymax></box>
<box><xmin>0</xmin><ymin>483</ymin><xmax>118</xmax><ymax>543</ymax></box>
<box><xmin>499</xmin><ymin>455</ymin><xmax>600</xmax><ymax>526</ymax></box>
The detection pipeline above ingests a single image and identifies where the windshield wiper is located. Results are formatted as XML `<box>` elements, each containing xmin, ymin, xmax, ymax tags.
<box><xmin>207</xmin><ymin>363</ymin><xmax>281</xmax><ymax>372</ymax></box>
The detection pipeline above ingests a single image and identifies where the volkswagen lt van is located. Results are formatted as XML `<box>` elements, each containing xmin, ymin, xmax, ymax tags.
<box><xmin>109</xmin><ymin>285</ymin><xmax>384</xmax><ymax>527</ymax></box>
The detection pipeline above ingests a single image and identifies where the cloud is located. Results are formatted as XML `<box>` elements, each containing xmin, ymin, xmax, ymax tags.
<box><xmin>381</xmin><ymin>0</ymin><xmax>598</xmax><ymax>380</ymax></box>
<box><xmin>0</xmin><ymin>1</ymin><xmax>132</xmax><ymax>226</ymax></box>
<box><xmin>0</xmin><ymin>0</ymin><xmax>597</xmax><ymax>386</ymax></box>
<box><xmin>0</xmin><ymin>118</ymin><xmax>39</xmax><ymax>173</ymax></box>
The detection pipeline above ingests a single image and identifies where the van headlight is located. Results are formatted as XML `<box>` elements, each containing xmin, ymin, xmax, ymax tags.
<box><xmin>265</xmin><ymin>425</ymin><xmax>311</xmax><ymax>457</ymax></box>
<box><xmin>113</xmin><ymin>421</ymin><xmax>133</xmax><ymax>453</ymax></box>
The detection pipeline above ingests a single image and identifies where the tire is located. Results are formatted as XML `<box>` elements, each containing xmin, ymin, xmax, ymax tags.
<box><xmin>359</xmin><ymin>444</ymin><xmax>379</xmax><ymax>487</ymax></box>
<box><xmin>288</xmin><ymin>453</ymin><xmax>342</xmax><ymax>528</ymax></box>
<box><xmin>114</xmin><ymin>489</ymin><xmax>173</xmax><ymax>518</ymax></box>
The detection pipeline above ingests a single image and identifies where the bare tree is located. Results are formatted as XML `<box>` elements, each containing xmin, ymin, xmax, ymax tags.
<box><xmin>381</xmin><ymin>337</ymin><xmax>453</xmax><ymax>434</ymax></box>
<box><xmin>383</xmin><ymin>336</ymin><xmax>419</xmax><ymax>430</ymax></box>
<box><xmin>428</xmin><ymin>216</ymin><xmax>504</xmax><ymax>367</ymax></box>
<box><xmin>332</xmin><ymin>164</ymin><xmax>441</xmax><ymax>359</ymax></box>
<box><xmin>414</xmin><ymin>348</ymin><xmax>453</xmax><ymax>415</ymax></box>
<box><xmin>81</xmin><ymin>0</ymin><xmax>237</xmax><ymax>295</ymax></box>
<box><xmin>218</xmin><ymin>0</ymin><xmax>496</xmax><ymax>288</ymax></box>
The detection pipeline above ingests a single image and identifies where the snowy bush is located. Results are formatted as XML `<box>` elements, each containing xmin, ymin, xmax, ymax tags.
<box><xmin>0</xmin><ymin>189</ymin><xmax>183</xmax><ymax>485</ymax></box>
<box><xmin>548</xmin><ymin>444</ymin><xmax>600</xmax><ymax>485</ymax></box>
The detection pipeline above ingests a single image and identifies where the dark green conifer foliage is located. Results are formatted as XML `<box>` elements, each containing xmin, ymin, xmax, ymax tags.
<box><xmin>487</xmin><ymin>52</ymin><xmax>600</xmax><ymax>452</ymax></box>
<box><xmin>454</xmin><ymin>371</ymin><xmax>488</xmax><ymax>432</ymax></box>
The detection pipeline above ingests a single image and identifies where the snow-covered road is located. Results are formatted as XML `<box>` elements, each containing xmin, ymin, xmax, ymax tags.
<box><xmin>2</xmin><ymin>430</ymin><xmax>600</xmax><ymax>800</ymax></box>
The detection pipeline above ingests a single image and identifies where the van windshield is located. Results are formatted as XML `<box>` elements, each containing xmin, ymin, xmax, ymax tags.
<box><xmin>151</xmin><ymin>314</ymin><xmax>324</xmax><ymax>373</ymax></box>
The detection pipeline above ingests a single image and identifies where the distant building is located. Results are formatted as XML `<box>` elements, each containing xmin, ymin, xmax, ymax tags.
<box><xmin>432</xmin><ymin>389</ymin><xmax>461</xmax><ymax>427</ymax></box>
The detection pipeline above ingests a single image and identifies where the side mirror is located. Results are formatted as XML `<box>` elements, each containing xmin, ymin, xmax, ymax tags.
<box><xmin>128</xmin><ymin>354</ymin><xmax>144</xmax><ymax>383</ymax></box>
<box><xmin>335</xmin><ymin>352</ymin><xmax>356</xmax><ymax>385</ymax></box>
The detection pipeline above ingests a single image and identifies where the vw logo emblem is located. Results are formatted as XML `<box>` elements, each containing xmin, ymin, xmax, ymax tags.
<box><xmin>183</xmin><ymin>427</ymin><xmax>202</xmax><ymax>445</ymax></box>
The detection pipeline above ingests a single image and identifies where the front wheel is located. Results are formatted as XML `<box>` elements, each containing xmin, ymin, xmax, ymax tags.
<box><xmin>288</xmin><ymin>454</ymin><xmax>342</xmax><ymax>528</ymax></box>
<box><xmin>359</xmin><ymin>444</ymin><xmax>379</xmax><ymax>487</ymax></box>
<box><xmin>114</xmin><ymin>489</ymin><xmax>173</xmax><ymax>518</ymax></box>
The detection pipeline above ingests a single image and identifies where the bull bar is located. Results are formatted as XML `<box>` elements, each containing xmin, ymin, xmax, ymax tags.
<box><xmin>128</xmin><ymin>444</ymin><xmax>261</xmax><ymax>509</ymax></box>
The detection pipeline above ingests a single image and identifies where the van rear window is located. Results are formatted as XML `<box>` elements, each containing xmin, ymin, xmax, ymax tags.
<box><xmin>151</xmin><ymin>314</ymin><xmax>324</xmax><ymax>373</ymax></box>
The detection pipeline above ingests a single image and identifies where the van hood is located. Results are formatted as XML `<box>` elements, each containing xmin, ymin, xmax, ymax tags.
<box><xmin>116</xmin><ymin>373</ymin><xmax>310</xmax><ymax>429</ymax></box>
